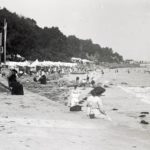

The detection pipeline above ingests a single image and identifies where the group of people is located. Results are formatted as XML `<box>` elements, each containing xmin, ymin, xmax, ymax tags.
<box><xmin>5</xmin><ymin>67</ymin><xmax>110</xmax><ymax>120</ymax></box>
<box><xmin>68</xmin><ymin>77</ymin><xmax>111</xmax><ymax>120</ymax></box>
<box><xmin>33</xmin><ymin>70</ymin><xmax>47</xmax><ymax>84</ymax></box>
<box><xmin>75</xmin><ymin>75</ymin><xmax>96</xmax><ymax>88</ymax></box>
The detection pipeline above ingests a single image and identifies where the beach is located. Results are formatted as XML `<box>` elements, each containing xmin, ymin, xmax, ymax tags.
<box><xmin>0</xmin><ymin>68</ymin><xmax>150</xmax><ymax>150</ymax></box>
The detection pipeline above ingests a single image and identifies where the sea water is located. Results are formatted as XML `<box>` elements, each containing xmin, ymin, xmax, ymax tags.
<box><xmin>119</xmin><ymin>86</ymin><xmax>150</xmax><ymax>104</ymax></box>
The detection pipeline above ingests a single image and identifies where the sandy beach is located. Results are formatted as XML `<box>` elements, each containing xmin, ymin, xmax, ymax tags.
<box><xmin>0</xmin><ymin>68</ymin><xmax>150</xmax><ymax>150</ymax></box>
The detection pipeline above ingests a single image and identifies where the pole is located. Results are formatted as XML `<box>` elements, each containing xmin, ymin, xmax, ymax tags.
<box><xmin>0</xmin><ymin>32</ymin><xmax>2</xmax><ymax>65</ymax></box>
<box><xmin>80</xmin><ymin>42</ymin><xmax>82</xmax><ymax>58</ymax></box>
<box><xmin>0</xmin><ymin>53</ymin><xmax>1</xmax><ymax>66</ymax></box>
<box><xmin>3</xmin><ymin>19</ymin><xmax>7</xmax><ymax>64</ymax></box>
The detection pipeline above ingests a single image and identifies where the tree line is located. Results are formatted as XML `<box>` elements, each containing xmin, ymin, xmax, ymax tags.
<box><xmin>0</xmin><ymin>8</ymin><xmax>123</xmax><ymax>63</ymax></box>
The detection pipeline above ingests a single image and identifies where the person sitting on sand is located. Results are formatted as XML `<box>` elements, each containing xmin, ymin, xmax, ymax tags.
<box><xmin>38</xmin><ymin>70</ymin><xmax>47</xmax><ymax>84</ymax></box>
<box><xmin>7</xmin><ymin>69</ymin><xmax>24</xmax><ymax>95</ymax></box>
<box><xmin>7</xmin><ymin>69</ymin><xmax>17</xmax><ymax>87</ymax></box>
<box><xmin>68</xmin><ymin>85</ymin><xmax>81</xmax><ymax>111</ymax></box>
<box><xmin>86</xmin><ymin>87</ymin><xmax>111</xmax><ymax>120</ymax></box>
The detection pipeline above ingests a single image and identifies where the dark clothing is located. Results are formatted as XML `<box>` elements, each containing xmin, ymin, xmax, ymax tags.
<box><xmin>87</xmin><ymin>76</ymin><xmax>89</xmax><ymax>82</ymax></box>
<box><xmin>11</xmin><ymin>82</ymin><xmax>24</xmax><ymax>95</ymax></box>
<box><xmin>8</xmin><ymin>74</ymin><xmax>17</xmax><ymax>87</ymax></box>
<box><xmin>70</xmin><ymin>105</ymin><xmax>82</xmax><ymax>111</ymax></box>
<box><xmin>33</xmin><ymin>77</ymin><xmax>37</xmax><ymax>82</ymax></box>
<box><xmin>91</xmin><ymin>80</ymin><xmax>95</xmax><ymax>86</ymax></box>
<box><xmin>7</xmin><ymin>74</ymin><xmax>24</xmax><ymax>95</ymax></box>
<box><xmin>39</xmin><ymin>75</ymin><xmax>47</xmax><ymax>84</ymax></box>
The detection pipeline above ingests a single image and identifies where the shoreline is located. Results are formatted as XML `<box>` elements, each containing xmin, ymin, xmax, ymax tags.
<box><xmin>0</xmin><ymin>68</ymin><xmax>150</xmax><ymax>149</ymax></box>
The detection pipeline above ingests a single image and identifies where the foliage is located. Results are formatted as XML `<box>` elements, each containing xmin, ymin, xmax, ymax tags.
<box><xmin>0</xmin><ymin>8</ymin><xmax>123</xmax><ymax>63</ymax></box>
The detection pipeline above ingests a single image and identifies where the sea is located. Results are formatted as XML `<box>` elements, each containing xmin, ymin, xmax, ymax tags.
<box><xmin>119</xmin><ymin>86</ymin><xmax>150</xmax><ymax>104</ymax></box>
<box><xmin>104</xmin><ymin>67</ymin><xmax>150</xmax><ymax>105</ymax></box>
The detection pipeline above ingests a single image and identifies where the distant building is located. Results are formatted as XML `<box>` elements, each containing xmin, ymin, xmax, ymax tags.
<box><xmin>124</xmin><ymin>59</ymin><xmax>135</xmax><ymax>64</ymax></box>
<box><xmin>71</xmin><ymin>57</ymin><xmax>93</xmax><ymax>64</ymax></box>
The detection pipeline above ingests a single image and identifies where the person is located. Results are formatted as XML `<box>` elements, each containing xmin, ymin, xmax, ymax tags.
<box><xmin>38</xmin><ymin>70</ymin><xmax>47</xmax><ymax>84</ymax></box>
<box><xmin>33</xmin><ymin>76</ymin><xmax>37</xmax><ymax>82</ymax></box>
<box><xmin>101</xmin><ymin>70</ymin><xmax>104</xmax><ymax>76</ymax></box>
<box><xmin>68</xmin><ymin>85</ymin><xmax>81</xmax><ymax>111</ymax></box>
<box><xmin>81</xmin><ymin>78</ymin><xmax>86</xmax><ymax>88</ymax></box>
<box><xmin>91</xmin><ymin>77</ymin><xmax>95</xmax><ymax>87</ymax></box>
<box><xmin>7</xmin><ymin>69</ymin><xmax>17</xmax><ymax>88</ymax></box>
<box><xmin>7</xmin><ymin>69</ymin><xmax>24</xmax><ymax>95</ymax></box>
<box><xmin>86</xmin><ymin>87</ymin><xmax>111</xmax><ymax>120</ymax></box>
<box><xmin>86</xmin><ymin>74</ymin><xmax>89</xmax><ymax>83</ymax></box>
<box><xmin>76</xmin><ymin>76</ymin><xmax>80</xmax><ymax>85</ymax></box>
<box><xmin>18</xmin><ymin>70</ymin><xmax>24</xmax><ymax>78</ymax></box>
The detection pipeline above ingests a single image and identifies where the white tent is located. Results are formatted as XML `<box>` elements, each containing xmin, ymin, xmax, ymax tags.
<box><xmin>6</xmin><ymin>61</ymin><xmax>30</xmax><ymax>67</ymax></box>
<box><xmin>6</xmin><ymin>61</ymin><xmax>17</xmax><ymax>67</ymax></box>
<box><xmin>30</xmin><ymin>59</ymin><xmax>40</xmax><ymax>67</ymax></box>
<box><xmin>17</xmin><ymin>60</ymin><xmax>30</xmax><ymax>67</ymax></box>
<box><xmin>5</xmin><ymin>60</ymin><xmax>77</xmax><ymax>68</ymax></box>
<box><xmin>82</xmin><ymin>59</ymin><xmax>93</xmax><ymax>63</ymax></box>
<box><xmin>71</xmin><ymin>57</ymin><xmax>92</xmax><ymax>64</ymax></box>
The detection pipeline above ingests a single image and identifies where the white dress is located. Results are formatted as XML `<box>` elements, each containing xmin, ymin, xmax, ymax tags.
<box><xmin>87</xmin><ymin>96</ymin><xmax>105</xmax><ymax>118</ymax></box>
<box><xmin>68</xmin><ymin>89</ymin><xmax>80</xmax><ymax>107</ymax></box>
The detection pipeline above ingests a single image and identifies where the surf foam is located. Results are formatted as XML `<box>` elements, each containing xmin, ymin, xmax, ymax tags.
<box><xmin>118</xmin><ymin>86</ymin><xmax>150</xmax><ymax>104</ymax></box>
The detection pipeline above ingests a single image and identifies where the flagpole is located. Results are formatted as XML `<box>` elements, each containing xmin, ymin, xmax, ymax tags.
<box><xmin>4</xmin><ymin>19</ymin><xmax>7</xmax><ymax>64</ymax></box>
<box><xmin>0</xmin><ymin>32</ymin><xmax>2</xmax><ymax>65</ymax></box>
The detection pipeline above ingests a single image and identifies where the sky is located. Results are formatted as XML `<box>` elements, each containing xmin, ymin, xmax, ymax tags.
<box><xmin>0</xmin><ymin>0</ymin><xmax>150</xmax><ymax>61</ymax></box>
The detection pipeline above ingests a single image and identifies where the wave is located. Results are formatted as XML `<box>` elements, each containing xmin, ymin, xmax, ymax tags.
<box><xmin>118</xmin><ymin>86</ymin><xmax>150</xmax><ymax>104</ymax></box>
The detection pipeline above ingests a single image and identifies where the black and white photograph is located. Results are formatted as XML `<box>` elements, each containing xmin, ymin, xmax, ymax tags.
<box><xmin>0</xmin><ymin>0</ymin><xmax>150</xmax><ymax>149</ymax></box>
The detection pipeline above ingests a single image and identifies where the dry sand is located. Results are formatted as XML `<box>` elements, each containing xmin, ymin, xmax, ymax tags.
<box><xmin>0</xmin><ymin>68</ymin><xmax>150</xmax><ymax>150</ymax></box>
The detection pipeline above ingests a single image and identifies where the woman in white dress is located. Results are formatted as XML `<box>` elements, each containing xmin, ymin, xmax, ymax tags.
<box><xmin>87</xmin><ymin>94</ymin><xmax>106</xmax><ymax>119</ymax></box>
<box><xmin>86</xmin><ymin>87</ymin><xmax>111</xmax><ymax>120</ymax></box>
<box><xmin>68</xmin><ymin>85</ymin><xmax>80</xmax><ymax>107</ymax></box>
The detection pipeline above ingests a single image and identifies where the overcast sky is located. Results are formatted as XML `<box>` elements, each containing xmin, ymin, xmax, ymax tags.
<box><xmin>1</xmin><ymin>0</ymin><xmax>150</xmax><ymax>61</ymax></box>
